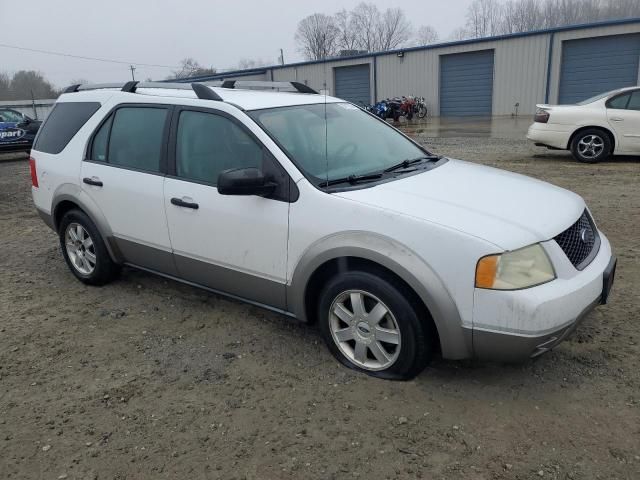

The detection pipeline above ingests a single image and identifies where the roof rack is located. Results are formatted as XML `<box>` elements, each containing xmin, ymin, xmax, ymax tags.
<box><xmin>220</xmin><ymin>80</ymin><xmax>318</xmax><ymax>94</ymax></box>
<box><xmin>61</xmin><ymin>81</ymin><xmax>223</xmax><ymax>101</ymax></box>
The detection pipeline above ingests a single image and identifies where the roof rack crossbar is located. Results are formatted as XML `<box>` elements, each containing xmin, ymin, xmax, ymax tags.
<box><xmin>220</xmin><ymin>80</ymin><xmax>318</xmax><ymax>94</ymax></box>
<box><xmin>62</xmin><ymin>80</ymin><xmax>221</xmax><ymax>102</ymax></box>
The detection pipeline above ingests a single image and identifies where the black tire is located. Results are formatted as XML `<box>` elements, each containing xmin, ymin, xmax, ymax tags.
<box><xmin>417</xmin><ymin>105</ymin><xmax>428</xmax><ymax>119</ymax></box>
<box><xmin>58</xmin><ymin>209</ymin><xmax>120</xmax><ymax>285</ymax></box>
<box><xmin>570</xmin><ymin>128</ymin><xmax>612</xmax><ymax>163</ymax></box>
<box><xmin>317</xmin><ymin>270</ymin><xmax>434</xmax><ymax>380</ymax></box>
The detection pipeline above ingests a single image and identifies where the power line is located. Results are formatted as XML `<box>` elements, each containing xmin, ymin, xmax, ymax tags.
<box><xmin>0</xmin><ymin>42</ymin><xmax>178</xmax><ymax>69</ymax></box>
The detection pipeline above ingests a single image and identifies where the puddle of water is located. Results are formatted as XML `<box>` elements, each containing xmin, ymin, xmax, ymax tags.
<box><xmin>398</xmin><ymin>116</ymin><xmax>532</xmax><ymax>139</ymax></box>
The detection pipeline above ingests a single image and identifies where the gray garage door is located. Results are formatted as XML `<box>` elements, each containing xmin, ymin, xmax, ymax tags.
<box><xmin>440</xmin><ymin>50</ymin><xmax>495</xmax><ymax>116</ymax></box>
<box><xmin>334</xmin><ymin>64</ymin><xmax>371</xmax><ymax>106</ymax></box>
<box><xmin>559</xmin><ymin>34</ymin><xmax>640</xmax><ymax>104</ymax></box>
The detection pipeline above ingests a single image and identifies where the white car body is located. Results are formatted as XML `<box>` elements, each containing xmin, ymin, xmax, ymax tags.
<box><xmin>30</xmin><ymin>82</ymin><xmax>616</xmax><ymax>372</ymax></box>
<box><xmin>527</xmin><ymin>86</ymin><xmax>640</xmax><ymax>159</ymax></box>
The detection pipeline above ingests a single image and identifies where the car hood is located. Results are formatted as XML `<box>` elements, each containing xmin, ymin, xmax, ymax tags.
<box><xmin>335</xmin><ymin>159</ymin><xmax>585</xmax><ymax>250</ymax></box>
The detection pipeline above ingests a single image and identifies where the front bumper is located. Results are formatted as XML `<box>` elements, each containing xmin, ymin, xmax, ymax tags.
<box><xmin>471</xmin><ymin>233</ymin><xmax>615</xmax><ymax>362</ymax></box>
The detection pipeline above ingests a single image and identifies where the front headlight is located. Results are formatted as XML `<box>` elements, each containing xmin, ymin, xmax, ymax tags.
<box><xmin>475</xmin><ymin>243</ymin><xmax>556</xmax><ymax>290</ymax></box>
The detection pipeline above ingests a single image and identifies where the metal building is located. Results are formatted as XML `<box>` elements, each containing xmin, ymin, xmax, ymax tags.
<box><xmin>179</xmin><ymin>18</ymin><xmax>640</xmax><ymax>117</ymax></box>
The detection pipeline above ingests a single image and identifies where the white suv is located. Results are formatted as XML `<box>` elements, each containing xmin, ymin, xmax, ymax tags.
<box><xmin>30</xmin><ymin>81</ymin><xmax>616</xmax><ymax>379</ymax></box>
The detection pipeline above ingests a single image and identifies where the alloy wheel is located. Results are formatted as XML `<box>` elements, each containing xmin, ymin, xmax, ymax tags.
<box><xmin>65</xmin><ymin>223</ymin><xmax>96</xmax><ymax>275</ymax></box>
<box><xmin>328</xmin><ymin>290</ymin><xmax>401</xmax><ymax>371</ymax></box>
<box><xmin>577</xmin><ymin>134</ymin><xmax>604</xmax><ymax>159</ymax></box>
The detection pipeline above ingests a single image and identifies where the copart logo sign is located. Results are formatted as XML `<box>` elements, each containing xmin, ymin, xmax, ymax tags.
<box><xmin>0</xmin><ymin>127</ymin><xmax>26</xmax><ymax>142</ymax></box>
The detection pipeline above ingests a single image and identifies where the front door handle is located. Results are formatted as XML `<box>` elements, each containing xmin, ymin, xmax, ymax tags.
<box><xmin>610</xmin><ymin>117</ymin><xmax>624</xmax><ymax>122</ymax></box>
<box><xmin>83</xmin><ymin>177</ymin><xmax>103</xmax><ymax>187</ymax></box>
<box><xmin>171</xmin><ymin>197</ymin><xmax>199</xmax><ymax>209</ymax></box>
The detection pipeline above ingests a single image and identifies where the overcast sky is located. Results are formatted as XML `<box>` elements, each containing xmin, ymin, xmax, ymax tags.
<box><xmin>0</xmin><ymin>0</ymin><xmax>474</xmax><ymax>87</ymax></box>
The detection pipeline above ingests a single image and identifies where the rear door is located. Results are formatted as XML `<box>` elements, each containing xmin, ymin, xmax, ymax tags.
<box><xmin>606</xmin><ymin>90</ymin><xmax>640</xmax><ymax>154</ymax></box>
<box><xmin>81</xmin><ymin>104</ymin><xmax>176</xmax><ymax>274</ymax></box>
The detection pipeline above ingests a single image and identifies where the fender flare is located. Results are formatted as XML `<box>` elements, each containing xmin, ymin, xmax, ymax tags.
<box><xmin>51</xmin><ymin>183</ymin><xmax>123</xmax><ymax>263</ymax></box>
<box><xmin>287</xmin><ymin>231</ymin><xmax>472</xmax><ymax>359</ymax></box>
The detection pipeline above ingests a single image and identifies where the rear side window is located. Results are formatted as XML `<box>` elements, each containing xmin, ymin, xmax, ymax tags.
<box><xmin>34</xmin><ymin>102</ymin><xmax>101</xmax><ymax>154</ymax></box>
<box><xmin>606</xmin><ymin>93</ymin><xmax>631</xmax><ymax>110</ymax></box>
<box><xmin>627</xmin><ymin>91</ymin><xmax>640</xmax><ymax>111</ymax></box>
<box><xmin>89</xmin><ymin>106</ymin><xmax>168</xmax><ymax>173</ymax></box>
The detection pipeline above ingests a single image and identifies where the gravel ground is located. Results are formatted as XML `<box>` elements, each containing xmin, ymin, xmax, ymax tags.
<box><xmin>1</xmin><ymin>137</ymin><xmax>639</xmax><ymax>480</ymax></box>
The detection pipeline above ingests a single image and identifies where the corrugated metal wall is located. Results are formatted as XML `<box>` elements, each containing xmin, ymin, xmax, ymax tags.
<box><xmin>180</xmin><ymin>20</ymin><xmax>640</xmax><ymax>117</ymax></box>
<box><xmin>375</xmin><ymin>34</ymin><xmax>549</xmax><ymax>116</ymax></box>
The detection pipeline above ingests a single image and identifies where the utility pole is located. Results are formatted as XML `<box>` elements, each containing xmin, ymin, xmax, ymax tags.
<box><xmin>129</xmin><ymin>65</ymin><xmax>136</xmax><ymax>81</ymax></box>
<box><xmin>279</xmin><ymin>49</ymin><xmax>284</xmax><ymax>66</ymax></box>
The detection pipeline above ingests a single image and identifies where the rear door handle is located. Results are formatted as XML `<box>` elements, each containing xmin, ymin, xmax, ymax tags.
<box><xmin>171</xmin><ymin>197</ymin><xmax>199</xmax><ymax>209</ymax></box>
<box><xmin>83</xmin><ymin>177</ymin><xmax>103</xmax><ymax>187</ymax></box>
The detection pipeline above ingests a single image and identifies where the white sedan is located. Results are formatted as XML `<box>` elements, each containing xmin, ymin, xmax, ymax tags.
<box><xmin>527</xmin><ymin>86</ymin><xmax>640</xmax><ymax>163</ymax></box>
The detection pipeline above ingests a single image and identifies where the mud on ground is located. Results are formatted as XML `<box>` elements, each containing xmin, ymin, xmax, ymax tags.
<box><xmin>0</xmin><ymin>138</ymin><xmax>639</xmax><ymax>480</ymax></box>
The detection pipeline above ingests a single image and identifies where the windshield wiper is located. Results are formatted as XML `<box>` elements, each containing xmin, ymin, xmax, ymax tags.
<box><xmin>384</xmin><ymin>155</ymin><xmax>442</xmax><ymax>173</ymax></box>
<box><xmin>319</xmin><ymin>172</ymin><xmax>383</xmax><ymax>188</ymax></box>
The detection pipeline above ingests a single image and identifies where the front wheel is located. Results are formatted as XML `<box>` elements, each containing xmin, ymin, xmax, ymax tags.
<box><xmin>570</xmin><ymin>129</ymin><xmax>612</xmax><ymax>163</ymax></box>
<box><xmin>417</xmin><ymin>105</ymin><xmax>428</xmax><ymax>119</ymax></box>
<box><xmin>317</xmin><ymin>270</ymin><xmax>434</xmax><ymax>380</ymax></box>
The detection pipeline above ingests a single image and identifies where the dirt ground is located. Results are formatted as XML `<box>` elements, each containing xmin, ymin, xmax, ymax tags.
<box><xmin>1</xmin><ymin>133</ymin><xmax>639</xmax><ymax>480</ymax></box>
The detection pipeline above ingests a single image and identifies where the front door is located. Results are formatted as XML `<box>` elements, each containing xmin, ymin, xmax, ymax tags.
<box><xmin>163</xmin><ymin>107</ymin><xmax>290</xmax><ymax>309</ymax></box>
<box><xmin>607</xmin><ymin>90</ymin><xmax>640</xmax><ymax>154</ymax></box>
<box><xmin>81</xmin><ymin>104</ymin><xmax>176</xmax><ymax>274</ymax></box>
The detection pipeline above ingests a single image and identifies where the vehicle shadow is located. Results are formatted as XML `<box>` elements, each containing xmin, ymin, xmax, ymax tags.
<box><xmin>532</xmin><ymin>152</ymin><xmax>640</xmax><ymax>164</ymax></box>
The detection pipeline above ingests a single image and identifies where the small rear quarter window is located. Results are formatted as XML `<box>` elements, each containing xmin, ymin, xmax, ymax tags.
<box><xmin>34</xmin><ymin>102</ymin><xmax>101</xmax><ymax>154</ymax></box>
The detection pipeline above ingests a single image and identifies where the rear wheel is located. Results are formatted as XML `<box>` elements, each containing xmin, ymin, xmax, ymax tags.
<box><xmin>317</xmin><ymin>270</ymin><xmax>434</xmax><ymax>380</ymax></box>
<box><xmin>59</xmin><ymin>209</ymin><xmax>120</xmax><ymax>285</ymax></box>
<box><xmin>570</xmin><ymin>128</ymin><xmax>612</xmax><ymax>163</ymax></box>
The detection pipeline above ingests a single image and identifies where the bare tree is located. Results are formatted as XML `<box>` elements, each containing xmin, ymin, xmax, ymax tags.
<box><xmin>601</xmin><ymin>0</ymin><xmax>640</xmax><ymax>18</ymax></box>
<box><xmin>351</xmin><ymin>3</ymin><xmax>380</xmax><ymax>52</ymax></box>
<box><xmin>171</xmin><ymin>58</ymin><xmax>216</xmax><ymax>79</ymax></box>
<box><xmin>1</xmin><ymin>71</ymin><xmax>58</xmax><ymax>100</ymax></box>
<box><xmin>501</xmin><ymin>0</ymin><xmax>544</xmax><ymax>33</ymax></box>
<box><xmin>466</xmin><ymin>0</ymin><xmax>503</xmax><ymax>37</ymax></box>
<box><xmin>295</xmin><ymin>13</ymin><xmax>339</xmax><ymax>60</ymax></box>
<box><xmin>377</xmin><ymin>8</ymin><xmax>413</xmax><ymax>50</ymax></box>
<box><xmin>449</xmin><ymin>26</ymin><xmax>473</xmax><ymax>41</ymax></box>
<box><xmin>236</xmin><ymin>58</ymin><xmax>270</xmax><ymax>70</ymax></box>
<box><xmin>415</xmin><ymin>25</ymin><xmax>439</xmax><ymax>45</ymax></box>
<box><xmin>335</xmin><ymin>9</ymin><xmax>360</xmax><ymax>51</ymax></box>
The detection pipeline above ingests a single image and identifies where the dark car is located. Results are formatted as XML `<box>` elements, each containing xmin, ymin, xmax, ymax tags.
<box><xmin>0</xmin><ymin>108</ymin><xmax>42</xmax><ymax>151</ymax></box>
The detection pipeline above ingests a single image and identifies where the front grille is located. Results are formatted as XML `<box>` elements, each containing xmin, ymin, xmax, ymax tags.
<box><xmin>554</xmin><ymin>210</ymin><xmax>600</xmax><ymax>270</ymax></box>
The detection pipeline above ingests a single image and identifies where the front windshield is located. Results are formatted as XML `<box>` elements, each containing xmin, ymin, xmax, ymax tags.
<box><xmin>249</xmin><ymin>103</ymin><xmax>428</xmax><ymax>183</ymax></box>
<box><xmin>576</xmin><ymin>90</ymin><xmax>618</xmax><ymax>105</ymax></box>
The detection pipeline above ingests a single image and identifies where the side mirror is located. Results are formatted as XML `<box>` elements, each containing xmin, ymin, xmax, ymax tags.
<box><xmin>217</xmin><ymin>167</ymin><xmax>276</xmax><ymax>197</ymax></box>
<box><xmin>22</xmin><ymin>115</ymin><xmax>31</xmax><ymax>124</ymax></box>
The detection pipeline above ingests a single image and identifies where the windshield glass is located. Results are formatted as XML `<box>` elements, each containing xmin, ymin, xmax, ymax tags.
<box><xmin>249</xmin><ymin>103</ymin><xmax>428</xmax><ymax>184</ymax></box>
<box><xmin>576</xmin><ymin>90</ymin><xmax>619</xmax><ymax>105</ymax></box>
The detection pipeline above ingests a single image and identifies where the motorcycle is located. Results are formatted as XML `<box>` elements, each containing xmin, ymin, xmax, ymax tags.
<box><xmin>414</xmin><ymin>96</ymin><xmax>428</xmax><ymax>119</ymax></box>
